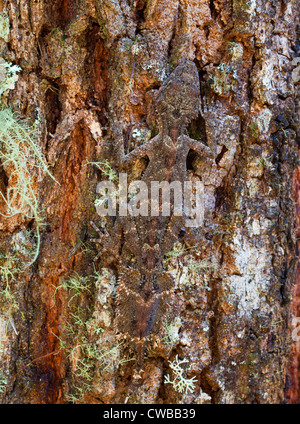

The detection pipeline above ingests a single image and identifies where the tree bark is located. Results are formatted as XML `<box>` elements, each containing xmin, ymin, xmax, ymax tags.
<box><xmin>0</xmin><ymin>0</ymin><xmax>299</xmax><ymax>404</ymax></box>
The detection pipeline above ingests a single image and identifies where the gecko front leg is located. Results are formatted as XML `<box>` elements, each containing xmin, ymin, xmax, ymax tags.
<box><xmin>186</xmin><ymin>136</ymin><xmax>215</xmax><ymax>159</ymax></box>
<box><xmin>105</xmin><ymin>111</ymin><xmax>157</xmax><ymax>169</ymax></box>
<box><xmin>116</xmin><ymin>132</ymin><xmax>160</xmax><ymax>169</ymax></box>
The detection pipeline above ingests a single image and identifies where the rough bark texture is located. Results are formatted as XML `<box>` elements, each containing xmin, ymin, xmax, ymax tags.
<box><xmin>0</xmin><ymin>0</ymin><xmax>299</xmax><ymax>404</ymax></box>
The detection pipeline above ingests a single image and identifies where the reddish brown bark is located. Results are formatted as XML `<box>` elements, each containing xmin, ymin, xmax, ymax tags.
<box><xmin>0</xmin><ymin>0</ymin><xmax>299</xmax><ymax>404</ymax></box>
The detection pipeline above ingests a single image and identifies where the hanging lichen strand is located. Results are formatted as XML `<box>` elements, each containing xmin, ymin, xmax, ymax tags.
<box><xmin>0</xmin><ymin>108</ymin><xmax>55</xmax><ymax>265</ymax></box>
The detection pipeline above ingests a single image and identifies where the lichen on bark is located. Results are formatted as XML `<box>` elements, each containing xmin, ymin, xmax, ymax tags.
<box><xmin>0</xmin><ymin>0</ymin><xmax>299</xmax><ymax>404</ymax></box>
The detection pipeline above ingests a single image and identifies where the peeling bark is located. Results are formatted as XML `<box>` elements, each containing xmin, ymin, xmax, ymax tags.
<box><xmin>0</xmin><ymin>0</ymin><xmax>299</xmax><ymax>404</ymax></box>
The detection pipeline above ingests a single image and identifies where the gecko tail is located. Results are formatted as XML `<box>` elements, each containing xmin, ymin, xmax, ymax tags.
<box><xmin>135</xmin><ymin>338</ymin><xmax>148</xmax><ymax>367</ymax></box>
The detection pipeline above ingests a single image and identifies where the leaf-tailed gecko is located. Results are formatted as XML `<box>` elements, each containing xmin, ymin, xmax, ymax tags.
<box><xmin>92</xmin><ymin>59</ymin><xmax>215</xmax><ymax>359</ymax></box>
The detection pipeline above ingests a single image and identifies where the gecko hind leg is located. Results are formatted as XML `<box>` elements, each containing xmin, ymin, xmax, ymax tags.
<box><xmin>90</xmin><ymin>220</ymin><xmax>121</xmax><ymax>263</ymax></box>
<box><xmin>90</xmin><ymin>220</ymin><xmax>110</xmax><ymax>241</ymax></box>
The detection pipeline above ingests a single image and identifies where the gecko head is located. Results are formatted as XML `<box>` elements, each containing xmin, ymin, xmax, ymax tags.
<box><xmin>154</xmin><ymin>59</ymin><xmax>201</xmax><ymax>131</ymax></box>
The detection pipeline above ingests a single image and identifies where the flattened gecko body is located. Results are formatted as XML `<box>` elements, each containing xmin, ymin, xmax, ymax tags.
<box><xmin>94</xmin><ymin>60</ymin><xmax>215</xmax><ymax>361</ymax></box>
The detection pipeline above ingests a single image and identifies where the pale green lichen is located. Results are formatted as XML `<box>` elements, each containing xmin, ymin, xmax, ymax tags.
<box><xmin>0</xmin><ymin>108</ymin><xmax>56</xmax><ymax>264</ymax></box>
<box><xmin>131</xmin><ymin>128</ymin><xmax>151</xmax><ymax>144</ymax></box>
<box><xmin>233</xmin><ymin>0</ymin><xmax>255</xmax><ymax>16</ymax></box>
<box><xmin>228</xmin><ymin>42</ymin><xmax>243</xmax><ymax>61</ymax></box>
<box><xmin>0</xmin><ymin>59</ymin><xmax>21</xmax><ymax>97</ymax></box>
<box><xmin>211</xmin><ymin>63</ymin><xmax>231</xmax><ymax>95</ymax></box>
<box><xmin>164</xmin><ymin>355</ymin><xmax>197</xmax><ymax>394</ymax></box>
<box><xmin>0</xmin><ymin>11</ymin><xmax>9</xmax><ymax>43</ymax></box>
<box><xmin>87</xmin><ymin>159</ymin><xmax>118</xmax><ymax>182</ymax></box>
<box><xmin>164</xmin><ymin>243</ymin><xmax>191</xmax><ymax>262</ymax></box>
<box><xmin>162</xmin><ymin>317</ymin><xmax>182</xmax><ymax>349</ymax></box>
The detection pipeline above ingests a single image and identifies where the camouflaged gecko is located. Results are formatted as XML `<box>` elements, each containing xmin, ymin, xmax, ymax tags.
<box><xmin>91</xmin><ymin>59</ymin><xmax>215</xmax><ymax>360</ymax></box>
